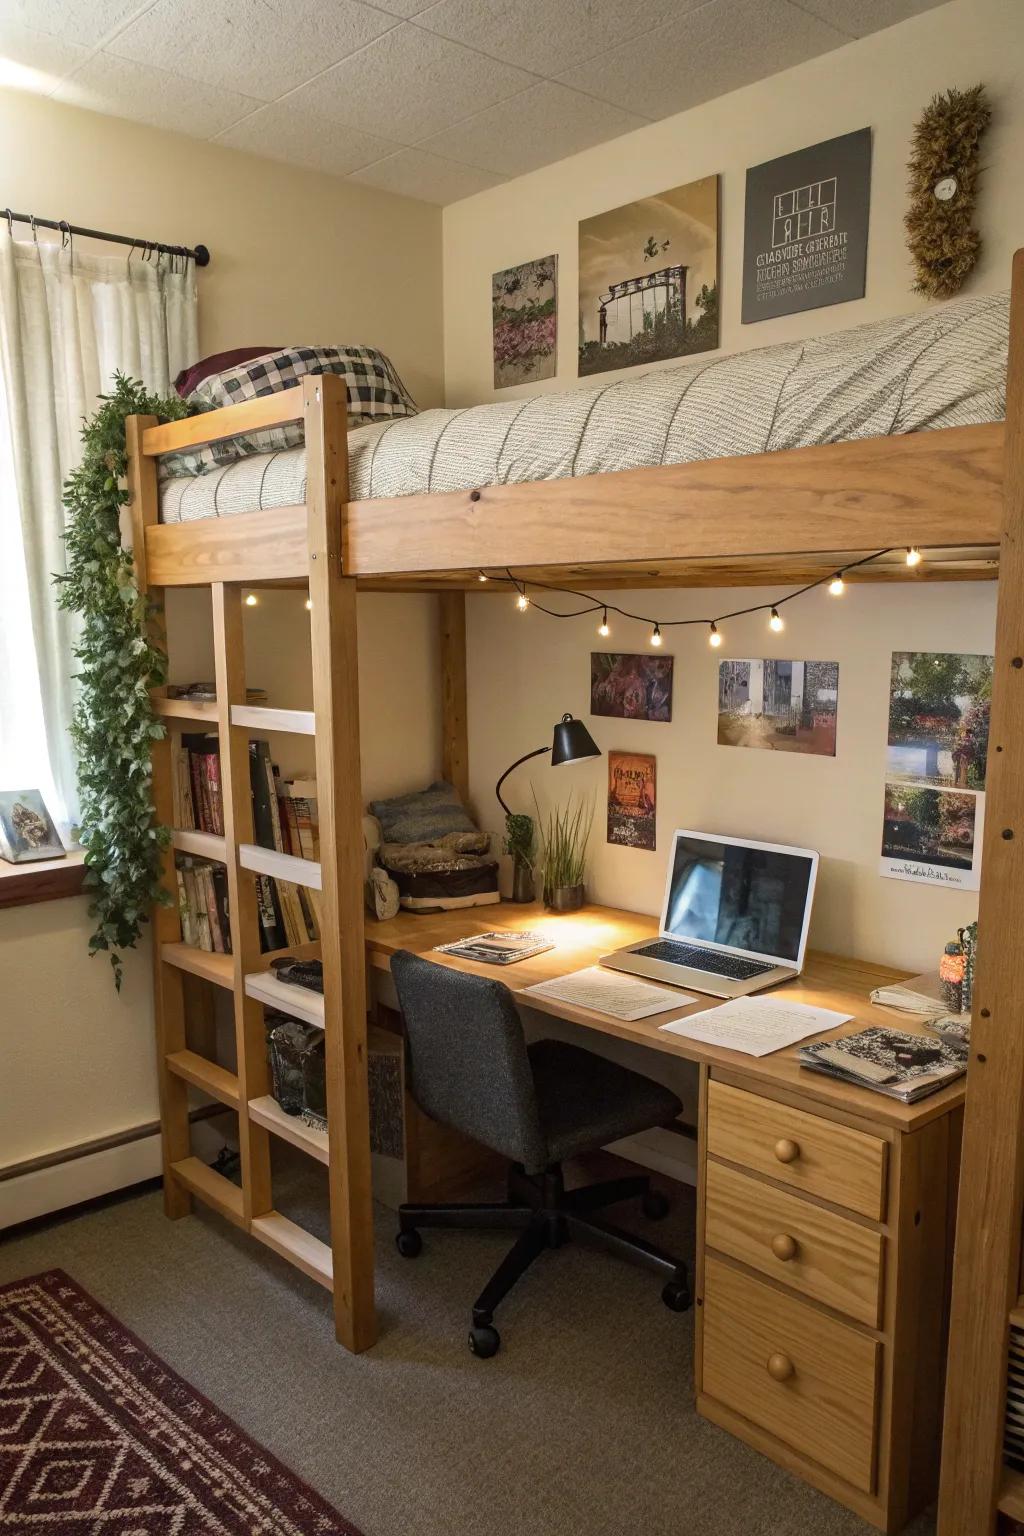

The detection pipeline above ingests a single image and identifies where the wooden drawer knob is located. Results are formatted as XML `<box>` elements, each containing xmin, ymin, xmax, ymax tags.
<box><xmin>770</xmin><ymin>1232</ymin><xmax>799</xmax><ymax>1262</ymax></box>
<box><xmin>774</xmin><ymin>1137</ymin><xmax>801</xmax><ymax>1164</ymax></box>
<box><xmin>767</xmin><ymin>1352</ymin><xmax>795</xmax><ymax>1383</ymax></box>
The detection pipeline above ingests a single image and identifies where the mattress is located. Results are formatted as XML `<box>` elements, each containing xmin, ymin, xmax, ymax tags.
<box><xmin>158</xmin><ymin>291</ymin><xmax>1008</xmax><ymax>526</ymax></box>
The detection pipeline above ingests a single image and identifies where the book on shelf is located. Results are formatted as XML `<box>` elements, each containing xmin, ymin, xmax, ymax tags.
<box><xmin>167</xmin><ymin>682</ymin><xmax>268</xmax><ymax>704</ymax></box>
<box><xmin>280</xmin><ymin>774</ymin><xmax>319</xmax><ymax>861</ymax></box>
<box><xmin>798</xmin><ymin>1026</ymin><xmax>967</xmax><ymax>1103</ymax></box>
<box><xmin>175</xmin><ymin>855</ymin><xmax>231</xmax><ymax>954</ymax></box>
<box><xmin>171</xmin><ymin>733</ymin><xmax>223</xmax><ymax>836</ymax></box>
<box><xmin>248</xmin><ymin>743</ymin><xmax>319</xmax><ymax>952</ymax></box>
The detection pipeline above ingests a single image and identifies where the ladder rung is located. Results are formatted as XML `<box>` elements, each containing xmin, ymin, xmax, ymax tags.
<box><xmin>171</xmin><ymin>828</ymin><xmax>227</xmax><ymax>861</ymax></box>
<box><xmin>153</xmin><ymin>696</ymin><xmax>219</xmax><ymax>723</ymax></box>
<box><xmin>249</xmin><ymin>1095</ymin><xmax>328</xmax><ymax>1164</ymax></box>
<box><xmin>230</xmin><ymin>704</ymin><xmax>315</xmax><ymax>734</ymax></box>
<box><xmin>245</xmin><ymin>971</ymin><xmax>324</xmax><ymax>1028</ymax></box>
<box><xmin>162</xmin><ymin>941</ymin><xmax>233</xmax><ymax>989</ymax></box>
<box><xmin>170</xmin><ymin>1156</ymin><xmax>244</xmax><ymax>1227</ymax></box>
<box><xmin>239</xmin><ymin>844</ymin><xmax>321</xmax><ymax>890</ymax></box>
<box><xmin>167</xmin><ymin>1049</ymin><xmax>240</xmax><ymax>1108</ymax></box>
<box><xmin>251</xmin><ymin>1211</ymin><xmax>333</xmax><ymax>1290</ymax></box>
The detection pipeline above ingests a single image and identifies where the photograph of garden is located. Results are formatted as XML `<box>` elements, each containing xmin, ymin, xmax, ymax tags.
<box><xmin>886</xmin><ymin>651</ymin><xmax>992</xmax><ymax>790</ymax></box>
<box><xmin>717</xmin><ymin>658</ymin><xmax>838</xmax><ymax>755</ymax></box>
<box><xmin>881</xmin><ymin>784</ymin><xmax>977</xmax><ymax>873</ymax></box>
<box><xmin>491</xmin><ymin>254</ymin><xmax>557</xmax><ymax>389</ymax></box>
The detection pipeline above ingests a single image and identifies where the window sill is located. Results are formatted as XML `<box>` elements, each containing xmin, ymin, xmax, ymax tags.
<box><xmin>0</xmin><ymin>849</ymin><xmax>87</xmax><ymax>910</ymax></box>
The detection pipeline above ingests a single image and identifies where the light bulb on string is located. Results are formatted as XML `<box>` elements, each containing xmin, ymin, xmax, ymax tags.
<box><xmin>650</xmin><ymin>623</ymin><xmax>663</xmax><ymax>647</ymax></box>
<box><xmin>829</xmin><ymin>573</ymin><xmax>845</xmax><ymax>596</ymax></box>
<box><xmin>709</xmin><ymin>622</ymin><xmax>722</xmax><ymax>648</ymax></box>
<box><xmin>769</xmin><ymin>607</ymin><xmax>784</xmax><ymax>632</ymax></box>
<box><xmin>906</xmin><ymin>547</ymin><xmax>922</xmax><ymax>567</ymax></box>
<box><xmin>305</xmin><ymin>598</ymin><xmax>312</xmax><ymax>611</ymax></box>
<box><xmin>516</xmin><ymin>591</ymin><xmax>529</xmax><ymax>611</ymax></box>
<box><xmin>598</xmin><ymin>608</ymin><xmax>610</xmax><ymax>638</ymax></box>
<box><xmin>245</xmin><ymin>593</ymin><xmax>258</xmax><ymax>607</ymax></box>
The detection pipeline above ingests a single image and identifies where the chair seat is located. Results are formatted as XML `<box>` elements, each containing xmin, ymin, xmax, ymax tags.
<box><xmin>527</xmin><ymin>1038</ymin><xmax>683</xmax><ymax>1166</ymax></box>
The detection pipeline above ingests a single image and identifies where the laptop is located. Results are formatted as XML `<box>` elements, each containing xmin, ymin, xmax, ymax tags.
<box><xmin>600</xmin><ymin>829</ymin><xmax>819</xmax><ymax>999</ymax></box>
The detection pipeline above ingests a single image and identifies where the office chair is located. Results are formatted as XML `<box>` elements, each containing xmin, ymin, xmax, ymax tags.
<box><xmin>390</xmin><ymin>950</ymin><xmax>691</xmax><ymax>1358</ymax></box>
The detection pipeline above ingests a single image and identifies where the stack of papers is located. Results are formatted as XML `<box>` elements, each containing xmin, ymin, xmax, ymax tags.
<box><xmin>799</xmin><ymin>1026</ymin><xmax>967</xmax><ymax>1102</ymax></box>
<box><xmin>658</xmin><ymin>996</ymin><xmax>851</xmax><ymax>1057</ymax></box>
<box><xmin>870</xmin><ymin>971</ymin><xmax>969</xmax><ymax>1020</ymax></box>
<box><xmin>522</xmin><ymin>967</ymin><xmax>695</xmax><ymax>1021</ymax></box>
<box><xmin>433</xmin><ymin>931</ymin><xmax>554</xmax><ymax>965</ymax></box>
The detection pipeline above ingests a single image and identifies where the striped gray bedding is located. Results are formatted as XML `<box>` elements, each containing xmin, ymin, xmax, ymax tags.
<box><xmin>158</xmin><ymin>291</ymin><xmax>1008</xmax><ymax>526</ymax></box>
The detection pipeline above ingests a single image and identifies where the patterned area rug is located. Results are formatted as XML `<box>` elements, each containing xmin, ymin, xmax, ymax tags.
<box><xmin>0</xmin><ymin>1270</ymin><xmax>362</xmax><ymax>1533</ymax></box>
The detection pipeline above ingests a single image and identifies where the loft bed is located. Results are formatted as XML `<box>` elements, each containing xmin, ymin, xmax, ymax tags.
<box><xmin>126</xmin><ymin>251</ymin><xmax>1024</xmax><ymax>1536</ymax></box>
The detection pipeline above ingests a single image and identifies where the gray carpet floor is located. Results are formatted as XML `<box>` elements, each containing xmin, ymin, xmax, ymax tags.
<box><xmin>0</xmin><ymin>1153</ymin><xmax>936</xmax><ymax>1536</ymax></box>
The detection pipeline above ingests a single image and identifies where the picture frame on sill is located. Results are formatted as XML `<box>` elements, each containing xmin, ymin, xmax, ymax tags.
<box><xmin>0</xmin><ymin>788</ymin><xmax>65</xmax><ymax>864</ymax></box>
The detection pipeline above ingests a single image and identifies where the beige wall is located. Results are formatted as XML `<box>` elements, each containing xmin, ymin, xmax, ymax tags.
<box><xmin>0</xmin><ymin>89</ymin><xmax>444</xmax><ymax>1179</ymax></box>
<box><xmin>443</xmin><ymin>0</ymin><xmax>1023</xmax><ymax>405</ymax></box>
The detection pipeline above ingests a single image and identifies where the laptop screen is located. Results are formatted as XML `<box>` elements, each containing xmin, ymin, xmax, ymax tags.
<box><xmin>663</xmin><ymin>834</ymin><xmax>816</xmax><ymax>964</ymax></box>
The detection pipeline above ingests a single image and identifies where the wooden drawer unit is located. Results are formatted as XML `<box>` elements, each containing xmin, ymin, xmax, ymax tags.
<box><xmin>702</xmin><ymin>1256</ymin><xmax>880</xmax><ymax>1494</ymax></box>
<box><xmin>705</xmin><ymin>1158</ymin><xmax>884</xmax><ymax>1327</ymax></box>
<box><xmin>707</xmin><ymin>1079</ymin><xmax>887</xmax><ymax>1220</ymax></box>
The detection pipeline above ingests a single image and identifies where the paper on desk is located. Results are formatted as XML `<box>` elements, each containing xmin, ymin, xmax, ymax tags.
<box><xmin>522</xmin><ymin>967</ymin><xmax>696</xmax><ymax>1021</ymax></box>
<box><xmin>658</xmin><ymin>995</ymin><xmax>853</xmax><ymax>1057</ymax></box>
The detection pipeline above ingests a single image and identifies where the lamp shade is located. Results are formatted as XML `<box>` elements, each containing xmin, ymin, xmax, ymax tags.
<box><xmin>551</xmin><ymin>713</ymin><xmax>601</xmax><ymax>767</ymax></box>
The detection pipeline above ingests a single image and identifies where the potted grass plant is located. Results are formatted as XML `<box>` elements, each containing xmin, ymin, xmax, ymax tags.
<box><xmin>534</xmin><ymin>791</ymin><xmax>594</xmax><ymax>913</ymax></box>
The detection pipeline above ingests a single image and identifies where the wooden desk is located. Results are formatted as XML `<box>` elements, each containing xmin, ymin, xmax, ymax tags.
<box><xmin>368</xmin><ymin>901</ymin><xmax>963</xmax><ymax>1535</ymax></box>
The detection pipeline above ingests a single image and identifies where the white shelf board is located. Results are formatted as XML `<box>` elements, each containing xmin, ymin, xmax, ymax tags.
<box><xmin>244</xmin><ymin>968</ymin><xmax>324</xmax><ymax>1027</ymax></box>
<box><xmin>239</xmin><ymin>843</ymin><xmax>321</xmax><ymax>890</ymax></box>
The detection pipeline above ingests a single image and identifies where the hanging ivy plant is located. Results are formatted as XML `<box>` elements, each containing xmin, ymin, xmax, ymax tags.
<box><xmin>54</xmin><ymin>374</ymin><xmax>193</xmax><ymax>989</ymax></box>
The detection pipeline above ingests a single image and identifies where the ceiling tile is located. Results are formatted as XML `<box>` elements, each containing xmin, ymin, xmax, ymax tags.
<box><xmin>54</xmin><ymin>51</ymin><xmax>258</xmax><ymax>138</ymax></box>
<box><xmin>0</xmin><ymin>19</ymin><xmax>89</xmax><ymax>91</ymax></box>
<box><xmin>286</xmin><ymin>25</ymin><xmax>535</xmax><ymax>144</ymax></box>
<box><xmin>559</xmin><ymin>0</ymin><xmax>847</xmax><ymax>121</ymax></box>
<box><xmin>0</xmin><ymin>0</ymin><xmax>149</xmax><ymax>48</ymax></box>
<box><xmin>791</xmin><ymin>0</ymin><xmax>948</xmax><ymax>38</ymax></box>
<box><xmin>106</xmin><ymin>0</ymin><xmax>398</xmax><ymax>101</ymax></box>
<box><xmin>420</xmin><ymin>80</ymin><xmax>648</xmax><ymax>178</ymax></box>
<box><xmin>414</xmin><ymin>0</ymin><xmax>706</xmax><ymax>77</ymax></box>
<box><xmin>350</xmin><ymin>147</ymin><xmax>506</xmax><ymax>203</ymax></box>
<box><xmin>216</xmin><ymin>102</ymin><xmax>399</xmax><ymax>177</ymax></box>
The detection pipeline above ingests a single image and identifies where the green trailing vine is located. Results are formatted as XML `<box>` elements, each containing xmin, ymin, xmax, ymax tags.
<box><xmin>54</xmin><ymin>374</ymin><xmax>193</xmax><ymax>988</ymax></box>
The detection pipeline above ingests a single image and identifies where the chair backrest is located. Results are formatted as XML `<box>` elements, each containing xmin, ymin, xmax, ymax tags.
<box><xmin>390</xmin><ymin>951</ymin><xmax>547</xmax><ymax>1172</ymax></box>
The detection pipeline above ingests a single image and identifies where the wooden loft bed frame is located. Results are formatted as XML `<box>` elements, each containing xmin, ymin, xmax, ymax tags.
<box><xmin>127</xmin><ymin>249</ymin><xmax>1023</xmax><ymax>1533</ymax></box>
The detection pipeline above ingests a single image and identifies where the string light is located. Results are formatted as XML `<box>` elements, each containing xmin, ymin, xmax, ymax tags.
<box><xmin>245</xmin><ymin>593</ymin><xmax>258</xmax><ymax>607</ymax></box>
<box><xmin>516</xmin><ymin>591</ymin><xmax>529</xmax><ymax>611</ymax></box>
<box><xmin>305</xmin><ymin>598</ymin><xmax>312</xmax><ymax>611</ymax></box>
<box><xmin>708</xmin><ymin>622</ymin><xmax>722</xmax><ymax>648</ymax></box>
<box><xmin>828</xmin><ymin>573</ymin><xmax>845</xmax><ymax>596</ymax></box>
<box><xmin>769</xmin><ymin>607</ymin><xmax>784</xmax><ymax>632</ymax></box>
<box><xmin>478</xmin><ymin>571</ymin><xmax>488</xmax><ymax>582</ymax></box>
<box><xmin>651</xmin><ymin>623</ymin><xmax>663</xmax><ymax>647</ymax></box>
<box><xmin>906</xmin><ymin>547</ymin><xmax>922</xmax><ymax>567</ymax></box>
<box><xmin>598</xmin><ymin>608</ymin><xmax>610</xmax><ymax>638</ymax></box>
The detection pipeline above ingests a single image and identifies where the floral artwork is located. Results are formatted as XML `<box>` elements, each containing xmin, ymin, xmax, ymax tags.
<box><xmin>578</xmin><ymin>176</ymin><xmax>719</xmax><ymax>378</ymax></box>
<box><xmin>492</xmin><ymin>255</ymin><xmax>557</xmax><ymax>389</ymax></box>
<box><xmin>590</xmin><ymin>653</ymin><xmax>673</xmax><ymax>723</ymax></box>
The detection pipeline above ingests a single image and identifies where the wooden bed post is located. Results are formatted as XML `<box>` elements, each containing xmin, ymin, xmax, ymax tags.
<box><xmin>126</xmin><ymin>413</ymin><xmax>191</xmax><ymax>1221</ymax></box>
<box><xmin>439</xmin><ymin>591</ymin><xmax>470</xmax><ymax>807</ymax></box>
<box><xmin>938</xmin><ymin>247</ymin><xmax>1024</xmax><ymax>1534</ymax></box>
<box><xmin>304</xmin><ymin>372</ymin><xmax>377</xmax><ymax>1353</ymax></box>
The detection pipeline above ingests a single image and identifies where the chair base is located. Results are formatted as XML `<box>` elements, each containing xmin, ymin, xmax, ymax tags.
<box><xmin>397</xmin><ymin>1163</ymin><xmax>691</xmax><ymax>1355</ymax></box>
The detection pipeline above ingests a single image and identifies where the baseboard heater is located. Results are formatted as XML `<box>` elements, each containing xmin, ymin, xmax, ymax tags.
<box><xmin>0</xmin><ymin>1105</ymin><xmax>226</xmax><ymax>1231</ymax></box>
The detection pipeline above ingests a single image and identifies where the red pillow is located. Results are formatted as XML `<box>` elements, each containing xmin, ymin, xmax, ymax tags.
<box><xmin>174</xmin><ymin>347</ymin><xmax>282</xmax><ymax>398</ymax></box>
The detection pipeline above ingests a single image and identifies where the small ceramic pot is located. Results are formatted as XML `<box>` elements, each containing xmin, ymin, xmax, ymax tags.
<box><xmin>545</xmin><ymin>883</ymin><xmax>585</xmax><ymax>913</ymax></box>
<box><xmin>511</xmin><ymin>858</ymin><xmax>535</xmax><ymax>904</ymax></box>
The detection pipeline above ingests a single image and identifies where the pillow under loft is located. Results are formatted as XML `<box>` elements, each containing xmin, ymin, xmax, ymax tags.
<box><xmin>160</xmin><ymin>345</ymin><xmax>418</xmax><ymax>480</ymax></box>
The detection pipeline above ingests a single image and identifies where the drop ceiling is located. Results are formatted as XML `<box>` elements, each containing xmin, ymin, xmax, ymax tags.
<box><xmin>1</xmin><ymin>0</ymin><xmax>947</xmax><ymax>205</ymax></box>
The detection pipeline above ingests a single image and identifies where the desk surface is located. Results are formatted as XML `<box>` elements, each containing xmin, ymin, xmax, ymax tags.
<box><xmin>367</xmin><ymin>901</ymin><xmax>966</xmax><ymax>1132</ymax></box>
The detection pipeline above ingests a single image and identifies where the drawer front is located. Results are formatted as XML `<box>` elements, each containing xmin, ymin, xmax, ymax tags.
<box><xmin>707</xmin><ymin>1079</ymin><xmax>887</xmax><ymax>1220</ymax></box>
<box><xmin>705</xmin><ymin>1159</ymin><xmax>884</xmax><ymax>1327</ymax></box>
<box><xmin>702</xmin><ymin>1255</ymin><xmax>880</xmax><ymax>1493</ymax></box>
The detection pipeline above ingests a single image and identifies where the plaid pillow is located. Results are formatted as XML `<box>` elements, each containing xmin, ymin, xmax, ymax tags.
<box><xmin>161</xmin><ymin>346</ymin><xmax>417</xmax><ymax>478</ymax></box>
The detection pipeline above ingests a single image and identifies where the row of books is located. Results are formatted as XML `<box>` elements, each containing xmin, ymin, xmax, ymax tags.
<box><xmin>171</xmin><ymin>735</ymin><xmax>223</xmax><ymax>835</ymax></box>
<box><xmin>167</xmin><ymin>681</ymin><xmax>268</xmax><ymax>705</ymax></box>
<box><xmin>249</xmin><ymin>738</ymin><xmax>321</xmax><ymax>952</ymax></box>
<box><xmin>176</xmin><ymin>856</ymin><xmax>231</xmax><ymax>953</ymax></box>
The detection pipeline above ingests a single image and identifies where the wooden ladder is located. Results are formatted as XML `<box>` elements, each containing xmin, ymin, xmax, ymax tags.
<box><xmin>127</xmin><ymin>374</ymin><xmax>376</xmax><ymax>1351</ymax></box>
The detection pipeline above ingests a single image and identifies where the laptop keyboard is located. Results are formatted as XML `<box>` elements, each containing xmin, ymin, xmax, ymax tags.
<box><xmin>633</xmin><ymin>940</ymin><xmax>777</xmax><ymax>981</ymax></box>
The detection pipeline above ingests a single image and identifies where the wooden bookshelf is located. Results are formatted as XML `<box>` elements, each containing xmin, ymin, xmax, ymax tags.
<box><xmin>249</xmin><ymin>1094</ymin><xmax>329</xmax><ymax>1164</ymax></box>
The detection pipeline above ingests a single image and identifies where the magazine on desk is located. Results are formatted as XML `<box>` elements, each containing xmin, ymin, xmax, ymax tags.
<box><xmin>433</xmin><ymin>931</ymin><xmax>555</xmax><ymax>965</ymax></box>
<box><xmin>799</xmin><ymin>1025</ymin><xmax>967</xmax><ymax>1103</ymax></box>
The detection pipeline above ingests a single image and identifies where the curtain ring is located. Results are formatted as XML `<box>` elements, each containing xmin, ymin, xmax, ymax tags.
<box><xmin>3</xmin><ymin>209</ymin><xmax>12</xmax><ymax>237</ymax></box>
<box><xmin>127</xmin><ymin>238</ymin><xmax>136</xmax><ymax>275</ymax></box>
<box><xmin>30</xmin><ymin>215</ymin><xmax>38</xmax><ymax>242</ymax></box>
<box><xmin>59</xmin><ymin>219</ymin><xmax>70</xmax><ymax>249</ymax></box>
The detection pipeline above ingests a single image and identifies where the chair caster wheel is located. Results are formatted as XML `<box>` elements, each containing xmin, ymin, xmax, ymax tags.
<box><xmin>468</xmin><ymin>1324</ymin><xmax>501</xmax><ymax>1359</ymax></box>
<box><xmin>642</xmin><ymin>1189</ymin><xmax>670</xmax><ymax>1221</ymax></box>
<box><xmin>396</xmin><ymin>1229</ymin><xmax>422</xmax><ymax>1258</ymax></box>
<box><xmin>661</xmin><ymin>1279</ymin><xmax>691</xmax><ymax>1313</ymax></box>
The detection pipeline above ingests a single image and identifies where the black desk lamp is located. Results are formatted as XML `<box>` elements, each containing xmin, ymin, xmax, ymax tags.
<box><xmin>495</xmin><ymin>713</ymin><xmax>601</xmax><ymax>815</ymax></box>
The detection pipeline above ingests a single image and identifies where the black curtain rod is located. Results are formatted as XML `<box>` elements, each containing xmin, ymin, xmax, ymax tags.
<box><xmin>2</xmin><ymin>209</ymin><xmax>210</xmax><ymax>267</ymax></box>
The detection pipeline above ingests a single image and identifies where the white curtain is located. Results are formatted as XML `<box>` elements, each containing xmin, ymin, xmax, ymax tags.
<box><xmin>0</xmin><ymin>234</ymin><xmax>198</xmax><ymax>823</ymax></box>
